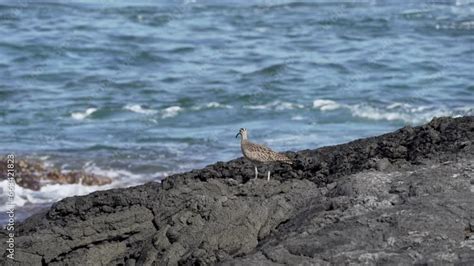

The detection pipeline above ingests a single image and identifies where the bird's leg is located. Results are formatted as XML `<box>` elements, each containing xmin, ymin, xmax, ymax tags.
<box><xmin>254</xmin><ymin>165</ymin><xmax>258</xmax><ymax>179</ymax></box>
<box><xmin>267</xmin><ymin>170</ymin><xmax>271</xmax><ymax>181</ymax></box>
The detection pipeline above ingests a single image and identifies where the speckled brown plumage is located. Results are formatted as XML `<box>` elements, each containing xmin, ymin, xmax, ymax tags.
<box><xmin>241</xmin><ymin>140</ymin><xmax>292</xmax><ymax>165</ymax></box>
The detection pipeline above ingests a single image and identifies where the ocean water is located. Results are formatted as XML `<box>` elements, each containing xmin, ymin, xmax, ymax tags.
<box><xmin>0</xmin><ymin>0</ymin><xmax>473</xmax><ymax>222</ymax></box>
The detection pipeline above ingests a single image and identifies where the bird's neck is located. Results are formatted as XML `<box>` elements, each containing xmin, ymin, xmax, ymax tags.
<box><xmin>240</xmin><ymin>137</ymin><xmax>248</xmax><ymax>143</ymax></box>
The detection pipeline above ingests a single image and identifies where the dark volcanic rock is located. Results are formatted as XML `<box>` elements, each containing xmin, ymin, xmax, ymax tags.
<box><xmin>1</xmin><ymin>116</ymin><xmax>473</xmax><ymax>265</ymax></box>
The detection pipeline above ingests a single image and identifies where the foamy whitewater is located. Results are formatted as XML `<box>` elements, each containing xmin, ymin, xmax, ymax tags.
<box><xmin>71</xmin><ymin>108</ymin><xmax>98</xmax><ymax>120</ymax></box>
<box><xmin>311</xmin><ymin>99</ymin><xmax>472</xmax><ymax>124</ymax></box>
<box><xmin>1</xmin><ymin>0</ymin><xmax>473</xmax><ymax>222</ymax></box>
<box><xmin>124</xmin><ymin>104</ymin><xmax>158</xmax><ymax>115</ymax></box>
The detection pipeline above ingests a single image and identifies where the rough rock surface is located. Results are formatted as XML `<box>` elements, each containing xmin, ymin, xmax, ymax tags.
<box><xmin>1</xmin><ymin>116</ymin><xmax>473</xmax><ymax>265</ymax></box>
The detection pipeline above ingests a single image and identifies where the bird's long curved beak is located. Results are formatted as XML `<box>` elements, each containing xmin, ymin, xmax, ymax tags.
<box><xmin>235</xmin><ymin>132</ymin><xmax>241</xmax><ymax>138</ymax></box>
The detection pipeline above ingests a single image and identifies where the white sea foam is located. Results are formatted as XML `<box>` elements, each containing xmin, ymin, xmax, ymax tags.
<box><xmin>0</xmin><ymin>179</ymin><xmax>115</xmax><ymax>212</ymax></box>
<box><xmin>291</xmin><ymin>115</ymin><xmax>304</xmax><ymax>121</ymax></box>
<box><xmin>0</xmin><ymin>163</ymin><xmax>166</xmax><ymax>212</ymax></box>
<box><xmin>124</xmin><ymin>104</ymin><xmax>158</xmax><ymax>115</ymax></box>
<box><xmin>245</xmin><ymin>101</ymin><xmax>304</xmax><ymax>111</ymax></box>
<box><xmin>454</xmin><ymin>106</ymin><xmax>474</xmax><ymax>113</ymax></box>
<box><xmin>243</xmin><ymin>98</ymin><xmax>472</xmax><ymax>124</ymax></box>
<box><xmin>192</xmin><ymin>102</ymin><xmax>233</xmax><ymax>110</ymax></box>
<box><xmin>348</xmin><ymin>104</ymin><xmax>469</xmax><ymax>124</ymax></box>
<box><xmin>71</xmin><ymin>108</ymin><xmax>97</xmax><ymax>120</ymax></box>
<box><xmin>83</xmin><ymin>162</ymin><xmax>168</xmax><ymax>186</ymax></box>
<box><xmin>206</xmin><ymin>102</ymin><xmax>232</xmax><ymax>108</ymax></box>
<box><xmin>82</xmin><ymin>162</ymin><xmax>148</xmax><ymax>183</ymax></box>
<box><xmin>312</xmin><ymin>99</ymin><xmax>342</xmax><ymax>111</ymax></box>
<box><xmin>276</xmin><ymin>102</ymin><xmax>304</xmax><ymax>111</ymax></box>
<box><xmin>387</xmin><ymin>102</ymin><xmax>411</xmax><ymax>109</ymax></box>
<box><xmin>161</xmin><ymin>106</ymin><xmax>182</xmax><ymax>118</ymax></box>
<box><xmin>387</xmin><ymin>102</ymin><xmax>430</xmax><ymax>113</ymax></box>
<box><xmin>312</xmin><ymin>99</ymin><xmax>473</xmax><ymax>124</ymax></box>
<box><xmin>350</xmin><ymin>105</ymin><xmax>412</xmax><ymax>121</ymax></box>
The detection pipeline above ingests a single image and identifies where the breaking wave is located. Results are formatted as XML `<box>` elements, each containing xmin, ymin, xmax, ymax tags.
<box><xmin>124</xmin><ymin>104</ymin><xmax>158</xmax><ymax>115</ymax></box>
<box><xmin>71</xmin><ymin>108</ymin><xmax>97</xmax><ymax>120</ymax></box>
<box><xmin>312</xmin><ymin>99</ymin><xmax>473</xmax><ymax>123</ymax></box>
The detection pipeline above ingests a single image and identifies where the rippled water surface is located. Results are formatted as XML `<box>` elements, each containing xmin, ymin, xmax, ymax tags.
<box><xmin>0</xmin><ymin>0</ymin><xmax>473</xmax><ymax>220</ymax></box>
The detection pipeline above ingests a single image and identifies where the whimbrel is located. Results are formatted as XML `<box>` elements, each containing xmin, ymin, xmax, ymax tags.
<box><xmin>235</xmin><ymin>128</ymin><xmax>292</xmax><ymax>181</ymax></box>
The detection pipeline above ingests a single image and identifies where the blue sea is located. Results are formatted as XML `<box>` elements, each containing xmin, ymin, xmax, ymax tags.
<box><xmin>0</xmin><ymin>0</ymin><xmax>473</xmax><ymax>222</ymax></box>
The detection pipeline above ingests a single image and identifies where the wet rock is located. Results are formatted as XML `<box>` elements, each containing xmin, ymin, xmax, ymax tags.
<box><xmin>0</xmin><ymin>116</ymin><xmax>473</xmax><ymax>265</ymax></box>
<box><xmin>0</xmin><ymin>159</ymin><xmax>112</xmax><ymax>190</ymax></box>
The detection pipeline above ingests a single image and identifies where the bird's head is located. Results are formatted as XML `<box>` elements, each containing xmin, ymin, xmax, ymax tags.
<box><xmin>235</xmin><ymin>128</ymin><xmax>248</xmax><ymax>140</ymax></box>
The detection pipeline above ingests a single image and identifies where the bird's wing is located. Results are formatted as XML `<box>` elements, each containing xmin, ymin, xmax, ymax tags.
<box><xmin>245</xmin><ymin>142</ymin><xmax>292</xmax><ymax>163</ymax></box>
<box><xmin>248</xmin><ymin>142</ymin><xmax>274</xmax><ymax>154</ymax></box>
